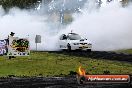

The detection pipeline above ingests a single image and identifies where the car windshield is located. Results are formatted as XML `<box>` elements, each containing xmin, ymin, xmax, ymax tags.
<box><xmin>68</xmin><ymin>33</ymin><xmax>81</xmax><ymax>40</ymax></box>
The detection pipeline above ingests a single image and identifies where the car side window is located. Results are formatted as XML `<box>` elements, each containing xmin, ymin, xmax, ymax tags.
<box><xmin>60</xmin><ymin>34</ymin><xmax>67</xmax><ymax>40</ymax></box>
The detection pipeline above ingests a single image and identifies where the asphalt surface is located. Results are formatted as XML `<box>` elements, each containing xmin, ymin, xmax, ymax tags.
<box><xmin>0</xmin><ymin>76</ymin><xmax>131</xmax><ymax>88</ymax></box>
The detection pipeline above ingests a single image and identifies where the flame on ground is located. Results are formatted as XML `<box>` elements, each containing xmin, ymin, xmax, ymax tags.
<box><xmin>78</xmin><ymin>66</ymin><xmax>86</xmax><ymax>76</ymax></box>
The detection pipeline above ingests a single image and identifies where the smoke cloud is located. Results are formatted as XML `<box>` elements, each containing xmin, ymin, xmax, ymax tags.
<box><xmin>0</xmin><ymin>0</ymin><xmax>132</xmax><ymax>51</ymax></box>
<box><xmin>0</xmin><ymin>7</ymin><xmax>59</xmax><ymax>51</ymax></box>
<box><xmin>61</xmin><ymin>1</ymin><xmax>132</xmax><ymax>51</ymax></box>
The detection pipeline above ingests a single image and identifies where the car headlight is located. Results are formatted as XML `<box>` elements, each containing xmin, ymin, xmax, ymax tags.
<box><xmin>73</xmin><ymin>43</ymin><xmax>80</xmax><ymax>45</ymax></box>
<box><xmin>88</xmin><ymin>43</ymin><xmax>92</xmax><ymax>45</ymax></box>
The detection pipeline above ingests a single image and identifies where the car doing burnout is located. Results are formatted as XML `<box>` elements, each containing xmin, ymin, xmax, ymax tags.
<box><xmin>59</xmin><ymin>33</ymin><xmax>92</xmax><ymax>51</ymax></box>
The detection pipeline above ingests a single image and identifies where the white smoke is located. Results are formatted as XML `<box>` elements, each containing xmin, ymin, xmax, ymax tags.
<box><xmin>0</xmin><ymin>1</ymin><xmax>132</xmax><ymax>51</ymax></box>
<box><xmin>60</xmin><ymin>1</ymin><xmax>132</xmax><ymax>51</ymax></box>
<box><xmin>0</xmin><ymin>7</ymin><xmax>59</xmax><ymax>51</ymax></box>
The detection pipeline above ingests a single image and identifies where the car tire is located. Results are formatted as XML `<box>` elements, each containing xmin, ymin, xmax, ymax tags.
<box><xmin>87</xmin><ymin>49</ymin><xmax>91</xmax><ymax>52</ymax></box>
<box><xmin>67</xmin><ymin>44</ymin><xmax>71</xmax><ymax>51</ymax></box>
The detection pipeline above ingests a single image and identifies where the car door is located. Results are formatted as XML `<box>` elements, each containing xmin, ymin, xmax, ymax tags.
<box><xmin>59</xmin><ymin>34</ymin><xmax>68</xmax><ymax>49</ymax></box>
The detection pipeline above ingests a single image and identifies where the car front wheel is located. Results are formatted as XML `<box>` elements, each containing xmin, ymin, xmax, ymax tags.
<box><xmin>67</xmin><ymin>44</ymin><xmax>71</xmax><ymax>51</ymax></box>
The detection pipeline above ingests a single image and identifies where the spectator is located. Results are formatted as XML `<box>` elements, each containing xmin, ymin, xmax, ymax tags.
<box><xmin>8</xmin><ymin>32</ymin><xmax>15</xmax><ymax>59</ymax></box>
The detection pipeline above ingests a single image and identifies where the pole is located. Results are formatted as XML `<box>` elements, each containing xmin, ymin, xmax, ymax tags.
<box><xmin>36</xmin><ymin>43</ymin><xmax>37</xmax><ymax>51</ymax></box>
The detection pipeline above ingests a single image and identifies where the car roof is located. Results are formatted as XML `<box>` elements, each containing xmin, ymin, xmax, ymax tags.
<box><xmin>68</xmin><ymin>33</ymin><xmax>78</xmax><ymax>35</ymax></box>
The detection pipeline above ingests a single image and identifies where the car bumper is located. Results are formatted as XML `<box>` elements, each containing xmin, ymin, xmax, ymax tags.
<box><xmin>71</xmin><ymin>44</ymin><xmax>92</xmax><ymax>50</ymax></box>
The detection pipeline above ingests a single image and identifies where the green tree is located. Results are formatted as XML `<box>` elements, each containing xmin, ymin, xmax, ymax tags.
<box><xmin>0</xmin><ymin>0</ymin><xmax>41</xmax><ymax>10</ymax></box>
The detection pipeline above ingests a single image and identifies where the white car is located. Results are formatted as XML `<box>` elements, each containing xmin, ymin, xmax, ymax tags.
<box><xmin>59</xmin><ymin>33</ymin><xmax>92</xmax><ymax>51</ymax></box>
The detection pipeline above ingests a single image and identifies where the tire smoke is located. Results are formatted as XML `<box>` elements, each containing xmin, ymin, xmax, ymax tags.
<box><xmin>60</xmin><ymin>1</ymin><xmax>132</xmax><ymax>51</ymax></box>
<box><xmin>0</xmin><ymin>1</ymin><xmax>132</xmax><ymax>51</ymax></box>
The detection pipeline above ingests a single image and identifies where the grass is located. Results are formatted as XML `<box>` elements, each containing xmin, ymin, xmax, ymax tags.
<box><xmin>0</xmin><ymin>51</ymin><xmax>131</xmax><ymax>77</ymax></box>
<box><xmin>116</xmin><ymin>49</ymin><xmax>132</xmax><ymax>54</ymax></box>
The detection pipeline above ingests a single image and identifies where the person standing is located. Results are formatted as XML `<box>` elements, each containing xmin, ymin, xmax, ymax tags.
<box><xmin>8</xmin><ymin>32</ymin><xmax>15</xmax><ymax>59</ymax></box>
